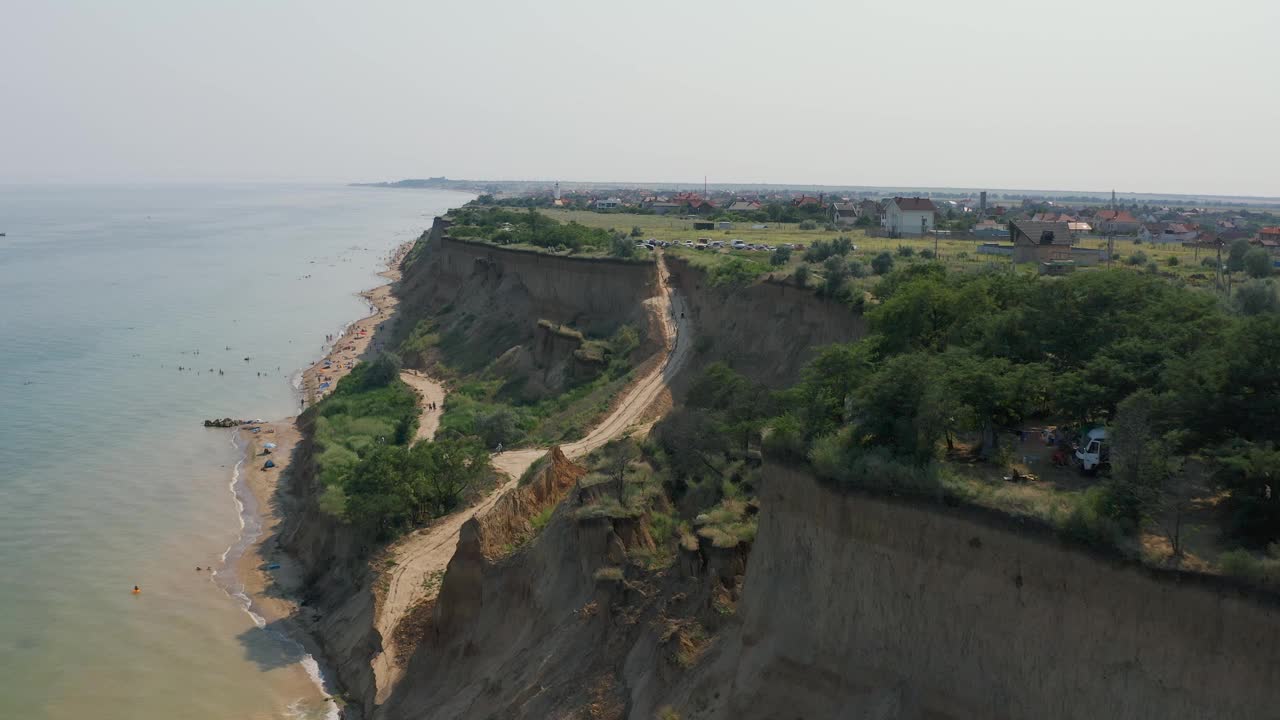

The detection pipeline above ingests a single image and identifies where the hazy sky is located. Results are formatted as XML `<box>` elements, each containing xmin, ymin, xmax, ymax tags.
<box><xmin>3</xmin><ymin>0</ymin><xmax>1278</xmax><ymax>195</ymax></box>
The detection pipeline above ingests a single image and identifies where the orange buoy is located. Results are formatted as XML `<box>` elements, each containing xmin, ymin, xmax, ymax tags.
<box><xmin>132</xmin><ymin>586</ymin><xmax>141</xmax><ymax>594</ymax></box>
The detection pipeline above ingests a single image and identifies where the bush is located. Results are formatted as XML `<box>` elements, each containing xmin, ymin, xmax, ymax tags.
<box><xmin>831</xmin><ymin>236</ymin><xmax>854</xmax><ymax>256</ymax></box>
<box><xmin>1218</xmin><ymin>548</ymin><xmax>1263</xmax><ymax>581</ymax></box>
<box><xmin>793</xmin><ymin>263</ymin><xmax>810</xmax><ymax>287</ymax></box>
<box><xmin>847</xmin><ymin>259</ymin><xmax>868</xmax><ymax>278</ymax></box>
<box><xmin>476</xmin><ymin>406</ymin><xmax>522</xmax><ymax>447</ymax></box>
<box><xmin>770</xmin><ymin>245</ymin><xmax>792</xmax><ymax>266</ymax></box>
<box><xmin>871</xmin><ymin>251</ymin><xmax>895</xmax><ymax>275</ymax></box>
<box><xmin>762</xmin><ymin>413</ymin><xmax>807</xmax><ymax>458</ymax></box>
<box><xmin>1126</xmin><ymin>250</ymin><xmax>1149</xmax><ymax>266</ymax></box>
<box><xmin>798</xmin><ymin>220</ymin><xmax>817</xmax><ymax>230</ymax></box>
<box><xmin>362</xmin><ymin>352</ymin><xmax>402</xmax><ymax>389</ymax></box>
<box><xmin>1166</xmin><ymin>255</ymin><xmax>1179</xmax><ymax>267</ymax></box>
<box><xmin>920</xmin><ymin>249</ymin><xmax>936</xmax><ymax>260</ymax></box>
<box><xmin>1054</xmin><ymin>486</ymin><xmax>1125</xmax><ymax>552</ymax></box>
<box><xmin>1202</xmin><ymin>256</ymin><xmax>1219</xmax><ymax>268</ymax></box>
<box><xmin>609</xmin><ymin>233</ymin><xmax>635</xmax><ymax>258</ymax></box>
<box><xmin>630</xmin><ymin>226</ymin><xmax>643</xmax><ymax>237</ymax></box>
<box><xmin>1235</xmin><ymin>280</ymin><xmax>1279</xmax><ymax>316</ymax></box>
<box><xmin>1146</xmin><ymin>261</ymin><xmax>1159</xmax><ymax>274</ymax></box>
<box><xmin>896</xmin><ymin>246</ymin><xmax>916</xmax><ymax>258</ymax></box>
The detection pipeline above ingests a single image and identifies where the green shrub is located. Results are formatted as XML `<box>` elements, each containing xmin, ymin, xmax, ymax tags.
<box><xmin>871</xmin><ymin>251</ymin><xmax>895</xmax><ymax>275</ymax></box>
<box><xmin>1218</xmin><ymin>549</ymin><xmax>1264</xmax><ymax>582</ymax></box>
<box><xmin>1126</xmin><ymin>250</ymin><xmax>1149</xmax><ymax>266</ymax></box>
<box><xmin>896</xmin><ymin>245</ymin><xmax>916</xmax><ymax>258</ymax></box>
<box><xmin>1166</xmin><ymin>255</ymin><xmax>1179</xmax><ymax>266</ymax></box>
<box><xmin>798</xmin><ymin>220</ymin><xmax>817</xmax><ymax>230</ymax></box>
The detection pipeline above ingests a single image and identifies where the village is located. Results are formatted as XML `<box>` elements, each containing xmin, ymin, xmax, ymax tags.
<box><xmin>470</xmin><ymin>182</ymin><xmax>1280</xmax><ymax>280</ymax></box>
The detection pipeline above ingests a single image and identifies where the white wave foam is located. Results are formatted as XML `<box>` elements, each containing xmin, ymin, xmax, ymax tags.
<box><xmin>216</xmin><ymin>431</ymin><xmax>340</xmax><ymax>719</ymax></box>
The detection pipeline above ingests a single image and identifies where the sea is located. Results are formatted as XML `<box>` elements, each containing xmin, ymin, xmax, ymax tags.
<box><xmin>0</xmin><ymin>183</ymin><xmax>468</xmax><ymax>719</ymax></box>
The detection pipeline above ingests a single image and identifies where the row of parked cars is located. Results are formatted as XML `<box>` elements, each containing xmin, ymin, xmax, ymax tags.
<box><xmin>635</xmin><ymin>238</ymin><xmax>808</xmax><ymax>253</ymax></box>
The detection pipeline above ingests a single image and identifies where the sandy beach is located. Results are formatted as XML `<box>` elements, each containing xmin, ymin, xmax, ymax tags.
<box><xmin>300</xmin><ymin>242</ymin><xmax>413</xmax><ymax>406</ymax></box>
<box><xmin>233</xmin><ymin>241</ymin><xmax>416</xmax><ymax>624</ymax></box>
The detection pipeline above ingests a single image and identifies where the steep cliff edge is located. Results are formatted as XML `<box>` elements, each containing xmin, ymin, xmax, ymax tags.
<box><xmin>664</xmin><ymin>256</ymin><xmax>865</xmax><ymax>389</ymax></box>
<box><xmin>705</xmin><ymin>465</ymin><xmax>1280</xmax><ymax>720</ymax></box>
<box><xmin>395</xmin><ymin>220</ymin><xmax>660</xmax><ymax>372</ymax></box>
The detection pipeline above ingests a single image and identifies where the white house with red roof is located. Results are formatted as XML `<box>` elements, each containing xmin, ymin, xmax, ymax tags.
<box><xmin>884</xmin><ymin>197</ymin><xmax>937</xmax><ymax>236</ymax></box>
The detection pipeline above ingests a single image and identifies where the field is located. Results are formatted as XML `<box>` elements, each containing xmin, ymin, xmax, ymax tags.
<box><xmin>540</xmin><ymin>208</ymin><xmax>1240</xmax><ymax>291</ymax></box>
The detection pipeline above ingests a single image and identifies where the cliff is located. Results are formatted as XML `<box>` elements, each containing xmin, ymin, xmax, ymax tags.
<box><xmin>277</xmin><ymin>420</ymin><xmax>383</xmax><ymax>718</ymax></box>
<box><xmin>397</xmin><ymin>220</ymin><xmax>658</xmax><ymax>356</ymax></box>
<box><xmin>374</xmin><ymin>460</ymin><xmax>1280</xmax><ymax>720</ymax></box>
<box><xmin>664</xmin><ymin>256</ymin><xmax>865</xmax><ymax>389</ymax></box>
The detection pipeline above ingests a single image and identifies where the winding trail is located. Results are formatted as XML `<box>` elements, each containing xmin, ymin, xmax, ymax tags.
<box><xmin>372</xmin><ymin>252</ymin><xmax>691</xmax><ymax>699</ymax></box>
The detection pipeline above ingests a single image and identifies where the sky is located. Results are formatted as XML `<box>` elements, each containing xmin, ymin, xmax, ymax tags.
<box><xmin>3</xmin><ymin>0</ymin><xmax>1279</xmax><ymax>196</ymax></box>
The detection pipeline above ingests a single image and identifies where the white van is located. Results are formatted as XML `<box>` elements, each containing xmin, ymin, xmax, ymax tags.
<box><xmin>1074</xmin><ymin>428</ymin><xmax>1109</xmax><ymax>475</ymax></box>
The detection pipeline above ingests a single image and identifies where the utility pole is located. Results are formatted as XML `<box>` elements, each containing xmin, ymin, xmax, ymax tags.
<box><xmin>1216</xmin><ymin>239</ymin><xmax>1224</xmax><ymax>293</ymax></box>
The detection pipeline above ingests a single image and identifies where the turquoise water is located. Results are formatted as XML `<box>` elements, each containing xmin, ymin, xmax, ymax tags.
<box><xmin>0</xmin><ymin>184</ymin><xmax>466</xmax><ymax>719</ymax></box>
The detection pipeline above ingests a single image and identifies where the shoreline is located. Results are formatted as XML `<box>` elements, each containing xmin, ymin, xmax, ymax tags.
<box><xmin>223</xmin><ymin>239</ymin><xmax>415</xmax><ymax>718</ymax></box>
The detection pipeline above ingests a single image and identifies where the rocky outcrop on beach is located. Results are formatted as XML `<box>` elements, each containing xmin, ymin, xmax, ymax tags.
<box><xmin>203</xmin><ymin>417</ymin><xmax>254</xmax><ymax>428</ymax></box>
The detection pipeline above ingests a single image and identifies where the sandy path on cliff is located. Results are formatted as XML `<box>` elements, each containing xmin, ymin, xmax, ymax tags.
<box><xmin>398</xmin><ymin>369</ymin><xmax>446</xmax><ymax>442</ymax></box>
<box><xmin>373</xmin><ymin>252</ymin><xmax>691</xmax><ymax>695</ymax></box>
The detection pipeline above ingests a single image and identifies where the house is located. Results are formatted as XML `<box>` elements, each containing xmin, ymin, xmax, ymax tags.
<box><xmin>1009</xmin><ymin>220</ymin><xmax>1104</xmax><ymax>266</ymax></box>
<box><xmin>884</xmin><ymin>197</ymin><xmax>936</xmax><ymax>236</ymax></box>
<box><xmin>649</xmin><ymin>202</ymin><xmax>681</xmax><ymax>215</ymax></box>
<box><xmin>595</xmin><ymin>197</ymin><xmax>621</xmax><ymax>210</ymax></box>
<box><xmin>715</xmin><ymin>221</ymin><xmax>733</xmax><ymax>230</ymax></box>
<box><xmin>1067</xmin><ymin>221</ymin><xmax>1093</xmax><ymax>234</ymax></box>
<box><xmin>1254</xmin><ymin>227</ymin><xmax>1280</xmax><ymax>257</ymax></box>
<box><xmin>727</xmin><ymin>200</ymin><xmax>761</xmax><ymax>213</ymax></box>
<box><xmin>859</xmin><ymin>200</ymin><xmax>882</xmax><ymax>221</ymax></box>
<box><xmin>830</xmin><ymin>201</ymin><xmax>861</xmax><ymax>226</ymax></box>
<box><xmin>1139</xmin><ymin>222</ymin><xmax>1197</xmax><ymax>244</ymax></box>
<box><xmin>1093</xmin><ymin>209</ymin><xmax>1140</xmax><ymax>234</ymax></box>
<box><xmin>792</xmin><ymin>194</ymin><xmax>824</xmax><ymax>208</ymax></box>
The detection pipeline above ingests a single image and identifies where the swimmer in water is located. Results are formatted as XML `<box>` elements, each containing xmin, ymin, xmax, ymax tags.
<box><xmin>132</xmin><ymin>585</ymin><xmax>141</xmax><ymax>594</ymax></box>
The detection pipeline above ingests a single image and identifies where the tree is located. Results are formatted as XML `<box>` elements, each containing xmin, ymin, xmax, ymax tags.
<box><xmin>1227</xmin><ymin>238</ymin><xmax>1252</xmax><ymax>272</ymax></box>
<box><xmin>831</xmin><ymin>236</ymin><xmax>854</xmax><ymax>256</ymax></box>
<box><xmin>821</xmin><ymin>255</ymin><xmax>849</xmax><ymax>296</ymax></box>
<box><xmin>630</xmin><ymin>226</ymin><xmax>643</xmax><ymax>238</ymax></box>
<box><xmin>793</xmin><ymin>263</ymin><xmax>810</xmax><ymax>288</ymax></box>
<box><xmin>943</xmin><ymin>350</ymin><xmax>1047</xmax><ymax>458</ymax></box>
<box><xmin>1244</xmin><ymin>247</ymin><xmax>1273</xmax><ymax>279</ymax></box>
<box><xmin>406</xmin><ymin>437</ymin><xmax>490</xmax><ymax>517</ymax></box>
<box><xmin>871</xmin><ymin>251</ymin><xmax>895</xmax><ymax>275</ymax></box>
<box><xmin>1214</xmin><ymin>440</ymin><xmax>1280</xmax><ymax>545</ymax></box>
<box><xmin>1108</xmin><ymin>390</ymin><xmax>1171</xmax><ymax>532</ymax></box>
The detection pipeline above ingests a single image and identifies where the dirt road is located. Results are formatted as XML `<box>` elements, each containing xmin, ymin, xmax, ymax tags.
<box><xmin>372</xmin><ymin>252</ymin><xmax>691</xmax><ymax>700</ymax></box>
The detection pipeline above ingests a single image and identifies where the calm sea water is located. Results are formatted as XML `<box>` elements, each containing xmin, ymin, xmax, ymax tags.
<box><xmin>0</xmin><ymin>184</ymin><xmax>467</xmax><ymax>719</ymax></box>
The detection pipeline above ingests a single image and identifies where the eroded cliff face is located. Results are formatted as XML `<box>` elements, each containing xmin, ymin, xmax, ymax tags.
<box><xmin>396</xmin><ymin>220</ymin><xmax>660</xmax><ymax>372</ymax></box>
<box><xmin>707</xmin><ymin>465</ymin><xmax>1280</xmax><ymax>720</ymax></box>
<box><xmin>375</xmin><ymin>449</ymin><xmax>743</xmax><ymax>720</ymax></box>
<box><xmin>277</xmin><ymin>424</ymin><xmax>382</xmax><ymax>719</ymax></box>
<box><xmin>375</xmin><ymin>460</ymin><xmax>1280</xmax><ymax>720</ymax></box>
<box><xmin>664</xmin><ymin>256</ymin><xmax>866</xmax><ymax>389</ymax></box>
